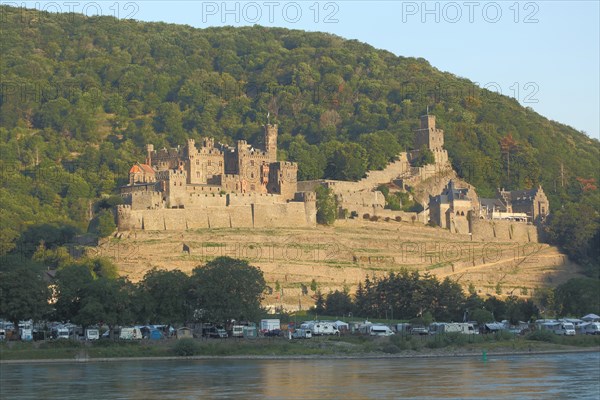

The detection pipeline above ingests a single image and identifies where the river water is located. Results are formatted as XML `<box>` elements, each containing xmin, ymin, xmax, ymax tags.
<box><xmin>1</xmin><ymin>352</ymin><xmax>599</xmax><ymax>399</ymax></box>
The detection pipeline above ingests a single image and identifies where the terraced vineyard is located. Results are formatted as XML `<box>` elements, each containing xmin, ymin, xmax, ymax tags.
<box><xmin>97</xmin><ymin>220</ymin><xmax>583</xmax><ymax>311</ymax></box>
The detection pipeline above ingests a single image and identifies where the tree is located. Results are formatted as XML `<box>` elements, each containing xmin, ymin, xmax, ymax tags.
<box><xmin>325</xmin><ymin>290</ymin><xmax>353</xmax><ymax>316</ymax></box>
<box><xmin>73</xmin><ymin>277</ymin><xmax>136</xmax><ymax>329</ymax></box>
<box><xmin>138</xmin><ymin>269</ymin><xmax>192</xmax><ymax>325</ymax></box>
<box><xmin>315</xmin><ymin>186</ymin><xmax>337</xmax><ymax>225</ymax></box>
<box><xmin>190</xmin><ymin>257</ymin><xmax>266</xmax><ymax>323</ymax></box>
<box><xmin>88</xmin><ymin>209</ymin><xmax>116</xmax><ymax>238</ymax></box>
<box><xmin>500</xmin><ymin>133</ymin><xmax>518</xmax><ymax>183</ymax></box>
<box><xmin>0</xmin><ymin>267</ymin><xmax>50</xmax><ymax>327</ymax></box>
<box><xmin>470</xmin><ymin>309</ymin><xmax>494</xmax><ymax>325</ymax></box>
<box><xmin>554</xmin><ymin>278</ymin><xmax>600</xmax><ymax>316</ymax></box>
<box><xmin>313</xmin><ymin>290</ymin><xmax>325</xmax><ymax>314</ymax></box>
<box><xmin>54</xmin><ymin>263</ymin><xmax>95</xmax><ymax>321</ymax></box>
<box><xmin>411</xmin><ymin>145</ymin><xmax>434</xmax><ymax>167</ymax></box>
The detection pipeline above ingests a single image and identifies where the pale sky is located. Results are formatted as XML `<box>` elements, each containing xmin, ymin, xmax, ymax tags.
<box><xmin>12</xmin><ymin>1</ymin><xmax>600</xmax><ymax>139</ymax></box>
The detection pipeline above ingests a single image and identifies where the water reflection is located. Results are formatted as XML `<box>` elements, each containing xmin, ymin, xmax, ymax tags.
<box><xmin>1</xmin><ymin>353</ymin><xmax>598</xmax><ymax>399</ymax></box>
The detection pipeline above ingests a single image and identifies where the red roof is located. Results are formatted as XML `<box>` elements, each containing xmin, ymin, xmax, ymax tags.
<box><xmin>129</xmin><ymin>163</ymin><xmax>155</xmax><ymax>174</ymax></box>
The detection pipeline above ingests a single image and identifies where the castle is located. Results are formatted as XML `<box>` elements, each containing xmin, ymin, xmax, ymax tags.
<box><xmin>116</xmin><ymin>114</ymin><xmax>548</xmax><ymax>241</ymax></box>
<box><xmin>117</xmin><ymin>125</ymin><xmax>316</xmax><ymax>230</ymax></box>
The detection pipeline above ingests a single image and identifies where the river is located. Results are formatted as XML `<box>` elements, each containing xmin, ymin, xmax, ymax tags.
<box><xmin>1</xmin><ymin>352</ymin><xmax>599</xmax><ymax>399</ymax></box>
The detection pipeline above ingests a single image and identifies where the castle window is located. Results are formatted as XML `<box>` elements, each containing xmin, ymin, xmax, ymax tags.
<box><xmin>219</xmin><ymin>161</ymin><xmax>223</xmax><ymax>167</ymax></box>
<box><xmin>208</xmin><ymin>160</ymin><xmax>211</xmax><ymax>166</ymax></box>
<box><xmin>250</xmin><ymin>160</ymin><xmax>255</xmax><ymax>166</ymax></box>
<box><xmin>196</xmin><ymin>160</ymin><xmax>199</xmax><ymax>165</ymax></box>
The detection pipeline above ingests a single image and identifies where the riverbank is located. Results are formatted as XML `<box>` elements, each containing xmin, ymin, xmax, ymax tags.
<box><xmin>2</xmin><ymin>333</ymin><xmax>599</xmax><ymax>363</ymax></box>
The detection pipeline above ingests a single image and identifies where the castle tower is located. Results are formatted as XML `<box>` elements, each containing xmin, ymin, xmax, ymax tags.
<box><xmin>264</xmin><ymin>124</ymin><xmax>278</xmax><ymax>162</ymax></box>
<box><xmin>146</xmin><ymin>144</ymin><xmax>154</xmax><ymax>166</ymax></box>
<box><xmin>186</xmin><ymin>139</ymin><xmax>197</xmax><ymax>157</ymax></box>
<box><xmin>414</xmin><ymin>114</ymin><xmax>444</xmax><ymax>151</ymax></box>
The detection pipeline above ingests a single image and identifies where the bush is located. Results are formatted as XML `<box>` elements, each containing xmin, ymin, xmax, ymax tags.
<box><xmin>172</xmin><ymin>339</ymin><xmax>200</xmax><ymax>356</ymax></box>
<box><xmin>526</xmin><ymin>330</ymin><xmax>555</xmax><ymax>343</ymax></box>
<box><xmin>363</xmin><ymin>213</ymin><xmax>370</xmax><ymax>220</ymax></box>
<box><xmin>395</xmin><ymin>216</ymin><xmax>402</xmax><ymax>222</ymax></box>
<box><xmin>382</xmin><ymin>344</ymin><xmax>401</xmax><ymax>354</ymax></box>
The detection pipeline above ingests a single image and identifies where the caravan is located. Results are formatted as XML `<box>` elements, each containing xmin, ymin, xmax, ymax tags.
<box><xmin>119</xmin><ymin>327</ymin><xmax>143</xmax><ymax>340</ymax></box>
<box><xmin>540</xmin><ymin>321</ymin><xmax>576</xmax><ymax>336</ymax></box>
<box><xmin>430</xmin><ymin>322</ymin><xmax>478</xmax><ymax>335</ymax></box>
<box><xmin>300</xmin><ymin>321</ymin><xmax>339</xmax><ymax>336</ymax></box>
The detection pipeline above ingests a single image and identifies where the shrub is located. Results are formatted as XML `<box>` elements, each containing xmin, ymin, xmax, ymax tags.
<box><xmin>363</xmin><ymin>213</ymin><xmax>370</xmax><ymax>220</ymax></box>
<box><xmin>382</xmin><ymin>344</ymin><xmax>401</xmax><ymax>354</ymax></box>
<box><xmin>172</xmin><ymin>339</ymin><xmax>200</xmax><ymax>356</ymax></box>
<box><xmin>526</xmin><ymin>330</ymin><xmax>554</xmax><ymax>343</ymax></box>
<box><xmin>395</xmin><ymin>216</ymin><xmax>402</xmax><ymax>222</ymax></box>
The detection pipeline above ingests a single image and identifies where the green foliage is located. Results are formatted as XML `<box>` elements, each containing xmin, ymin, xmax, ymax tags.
<box><xmin>554</xmin><ymin>278</ymin><xmax>600</xmax><ymax>316</ymax></box>
<box><xmin>545</xmin><ymin>192</ymin><xmax>600</xmax><ymax>277</ymax></box>
<box><xmin>0</xmin><ymin>266</ymin><xmax>51</xmax><ymax>325</ymax></box>
<box><xmin>88</xmin><ymin>210</ymin><xmax>116</xmax><ymax>238</ymax></box>
<box><xmin>137</xmin><ymin>269</ymin><xmax>192</xmax><ymax>324</ymax></box>
<box><xmin>55</xmin><ymin>263</ymin><xmax>95</xmax><ymax>321</ymax></box>
<box><xmin>0</xmin><ymin>6</ymin><xmax>597</xmax><ymax>326</ymax></box>
<box><xmin>470</xmin><ymin>309</ymin><xmax>494</xmax><ymax>325</ymax></box>
<box><xmin>353</xmin><ymin>270</ymin><xmax>466</xmax><ymax>321</ymax></box>
<box><xmin>190</xmin><ymin>257</ymin><xmax>266</xmax><ymax>323</ymax></box>
<box><xmin>172</xmin><ymin>339</ymin><xmax>200</xmax><ymax>356</ymax></box>
<box><xmin>411</xmin><ymin>145</ymin><xmax>435</xmax><ymax>167</ymax></box>
<box><xmin>324</xmin><ymin>290</ymin><xmax>353</xmax><ymax>316</ymax></box>
<box><xmin>315</xmin><ymin>186</ymin><xmax>337</xmax><ymax>225</ymax></box>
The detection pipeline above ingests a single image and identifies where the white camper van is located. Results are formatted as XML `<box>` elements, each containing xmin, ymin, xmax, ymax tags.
<box><xmin>369</xmin><ymin>324</ymin><xmax>395</xmax><ymax>337</ymax></box>
<box><xmin>583</xmin><ymin>322</ymin><xmax>600</xmax><ymax>335</ymax></box>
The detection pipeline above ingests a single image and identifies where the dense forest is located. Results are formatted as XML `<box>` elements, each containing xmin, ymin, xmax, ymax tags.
<box><xmin>0</xmin><ymin>6</ymin><xmax>598</xmax><ymax>276</ymax></box>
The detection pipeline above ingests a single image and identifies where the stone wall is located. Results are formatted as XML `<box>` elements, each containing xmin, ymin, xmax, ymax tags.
<box><xmin>118</xmin><ymin>202</ymin><xmax>315</xmax><ymax>231</ymax></box>
<box><xmin>470</xmin><ymin>218</ymin><xmax>539</xmax><ymax>242</ymax></box>
<box><xmin>297</xmin><ymin>154</ymin><xmax>412</xmax><ymax>194</ymax></box>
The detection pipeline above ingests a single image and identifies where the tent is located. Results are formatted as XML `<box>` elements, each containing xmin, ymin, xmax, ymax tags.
<box><xmin>149</xmin><ymin>330</ymin><xmax>164</xmax><ymax>340</ymax></box>
<box><xmin>483</xmin><ymin>322</ymin><xmax>506</xmax><ymax>333</ymax></box>
<box><xmin>334</xmin><ymin>320</ymin><xmax>349</xmax><ymax>331</ymax></box>
<box><xmin>176</xmin><ymin>327</ymin><xmax>193</xmax><ymax>339</ymax></box>
<box><xmin>581</xmin><ymin>314</ymin><xmax>600</xmax><ymax>322</ymax></box>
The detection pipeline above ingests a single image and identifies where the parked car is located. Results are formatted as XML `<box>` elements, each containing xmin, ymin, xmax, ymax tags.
<box><xmin>292</xmin><ymin>328</ymin><xmax>312</xmax><ymax>339</ymax></box>
<box><xmin>264</xmin><ymin>329</ymin><xmax>283</xmax><ymax>337</ymax></box>
<box><xmin>203</xmin><ymin>326</ymin><xmax>228</xmax><ymax>338</ymax></box>
<box><xmin>411</xmin><ymin>327</ymin><xmax>429</xmax><ymax>336</ymax></box>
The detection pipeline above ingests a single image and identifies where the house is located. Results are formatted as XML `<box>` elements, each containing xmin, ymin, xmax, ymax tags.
<box><xmin>428</xmin><ymin>179</ymin><xmax>477</xmax><ymax>234</ymax></box>
<box><xmin>479</xmin><ymin>185</ymin><xmax>549</xmax><ymax>223</ymax></box>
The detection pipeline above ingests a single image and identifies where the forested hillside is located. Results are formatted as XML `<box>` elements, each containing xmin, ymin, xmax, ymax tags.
<box><xmin>0</xmin><ymin>6</ymin><xmax>597</xmax><ymax>274</ymax></box>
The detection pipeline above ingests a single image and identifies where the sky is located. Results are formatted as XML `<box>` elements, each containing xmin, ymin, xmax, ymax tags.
<box><xmin>13</xmin><ymin>1</ymin><xmax>600</xmax><ymax>139</ymax></box>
